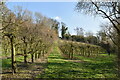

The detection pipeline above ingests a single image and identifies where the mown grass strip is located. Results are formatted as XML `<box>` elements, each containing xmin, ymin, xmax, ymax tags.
<box><xmin>36</xmin><ymin>46</ymin><xmax>117</xmax><ymax>78</ymax></box>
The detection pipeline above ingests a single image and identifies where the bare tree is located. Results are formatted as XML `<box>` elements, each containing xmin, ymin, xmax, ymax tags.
<box><xmin>76</xmin><ymin>1</ymin><xmax>120</xmax><ymax>77</ymax></box>
<box><xmin>74</xmin><ymin>27</ymin><xmax>84</xmax><ymax>36</ymax></box>
<box><xmin>1</xmin><ymin>3</ymin><xmax>17</xmax><ymax>74</ymax></box>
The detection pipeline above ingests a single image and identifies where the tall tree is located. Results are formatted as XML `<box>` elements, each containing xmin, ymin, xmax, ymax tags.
<box><xmin>61</xmin><ymin>22</ymin><xmax>68</xmax><ymax>39</ymax></box>
<box><xmin>74</xmin><ymin>27</ymin><xmax>84</xmax><ymax>36</ymax></box>
<box><xmin>76</xmin><ymin>1</ymin><xmax>120</xmax><ymax>77</ymax></box>
<box><xmin>51</xmin><ymin>19</ymin><xmax>59</xmax><ymax>35</ymax></box>
<box><xmin>1</xmin><ymin>3</ymin><xmax>57</xmax><ymax>74</ymax></box>
<box><xmin>1</xmin><ymin>2</ymin><xmax>17</xmax><ymax>74</ymax></box>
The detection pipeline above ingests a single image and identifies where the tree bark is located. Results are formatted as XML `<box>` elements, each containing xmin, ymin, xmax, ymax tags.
<box><xmin>117</xmin><ymin>36</ymin><xmax>120</xmax><ymax>78</ymax></box>
<box><xmin>42</xmin><ymin>50</ymin><xmax>44</xmax><ymax>57</ymax></box>
<box><xmin>38</xmin><ymin>53</ymin><xmax>40</xmax><ymax>58</ymax></box>
<box><xmin>31</xmin><ymin>54</ymin><xmax>34</xmax><ymax>63</ymax></box>
<box><xmin>10</xmin><ymin>37</ymin><xmax>16</xmax><ymax>74</ymax></box>
<box><xmin>71</xmin><ymin>44</ymin><xmax>73</xmax><ymax>60</ymax></box>
<box><xmin>24</xmin><ymin>42</ymin><xmax>27</xmax><ymax>63</ymax></box>
<box><xmin>35</xmin><ymin>53</ymin><xmax>37</xmax><ymax>60</ymax></box>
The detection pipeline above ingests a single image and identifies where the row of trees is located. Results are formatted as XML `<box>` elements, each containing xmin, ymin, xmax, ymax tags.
<box><xmin>59</xmin><ymin>40</ymin><xmax>105</xmax><ymax>60</ymax></box>
<box><xmin>60</xmin><ymin>22</ymin><xmax>109</xmax><ymax>45</ymax></box>
<box><xmin>61</xmin><ymin>27</ymin><xmax>113</xmax><ymax>54</ymax></box>
<box><xmin>60</xmin><ymin>24</ymin><xmax>99</xmax><ymax>45</ymax></box>
<box><xmin>64</xmin><ymin>33</ymin><xmax>98</xmax><ymax>44</ymax></box>
<box><xmin>1</xmin><ymin>3</ymin><xmax>58</xmax><ymax>74</ymax></box>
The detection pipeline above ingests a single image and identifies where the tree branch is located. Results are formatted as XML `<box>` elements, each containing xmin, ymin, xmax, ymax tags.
<box><xmin>91</xmin><ymin>1</ymin><xmax>120</xmax><ymax>35</ymax></box>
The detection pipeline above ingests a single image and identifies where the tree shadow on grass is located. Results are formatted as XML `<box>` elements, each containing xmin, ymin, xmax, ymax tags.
<box><xmin>38</xmin><ymin>58</ymin><xmax>117</xmax><ymax>78</ymax></box>
<box><xmin>2</xmin><ymin>61</ymin><xmax>48</xmax><ymax>78</ymax></box>
<box><xmin>38</xmin><ymin>60</ymin><xmax>84</xmax><ymax>78</ymax></box>
<box><xmin>81</xmin><ymin>61</ymin><xmax>117</xmax><ymax>78</ymax></box>
<box><xmin>2</xmin><ymin>59</ymin><xmax>11</xmax><ymax>68</ymax></box>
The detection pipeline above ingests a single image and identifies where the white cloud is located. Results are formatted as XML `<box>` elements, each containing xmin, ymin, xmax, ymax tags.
<box><xmin>71</xmin><ymin>32</ymin><xmax>76</xmax><ymax>35</ymax></box>
<box><xmin>54</xmin><ymin>16</ymin><xmax>61</xmax><ymax>21</ymax></box>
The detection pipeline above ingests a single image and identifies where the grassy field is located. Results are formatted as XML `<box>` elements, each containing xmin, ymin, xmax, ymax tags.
<box><xmin>1</xmin><ymin>53</ymin><xmax>47</xmax><ymax>78</ymax></box>
<box><xmin>1</xmin><ymin>42</ymin><xmax>117</xmax><ymax>79</ymax></box>
<box><xmin>2</xmin><ymin>54</ymin><xmax>31</xmax><ymax>69</ymax></box>
<box><xmin>36</xmin><ymin>45</ymin><xmax>117</xmax><ymax>78</ymax></box>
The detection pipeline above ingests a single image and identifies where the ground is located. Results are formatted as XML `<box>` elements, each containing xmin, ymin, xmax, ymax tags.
<box><xmin>36</xmin><ymin>45</ymin><xmax>117</xmax><ymax>78</ymax></box>
<box><xmin>1</xmin><ymin>43</ymin><xmax>117</xmax><ymax>79</ymax></box>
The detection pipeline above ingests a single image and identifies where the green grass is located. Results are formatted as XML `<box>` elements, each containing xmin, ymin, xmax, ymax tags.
<box><xmin>75</xmin><ymin>54</ymin><xmax>117</xmax><ymax>78</ymax></box>
<box><xmin>36</xmin><ymin>46</ymin><xmax>117</xmax><ymax>78</ymax></box>
<box><xmin>1</xmin><ymin>58</ymin><xmax>11</xmax><ymax>68</ymax></box>
<box><xmin>1</xmin><ymin>43</ymin><xmax>117</xmax><ymax>78</ymax></box>
<box><xmin>2</xmin><ymin>54</ymin><xmax>31</xmax><ymax>69</ymax></box>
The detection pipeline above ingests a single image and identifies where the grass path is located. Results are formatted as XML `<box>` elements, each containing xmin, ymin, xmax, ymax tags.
<box><xmin>36</xmin><ymin>44</ymin><xmax>117</xmax><ymax>78</ymax></box>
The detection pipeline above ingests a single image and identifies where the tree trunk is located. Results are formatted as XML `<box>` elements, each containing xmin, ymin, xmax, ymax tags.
<box><xmin>42</xmin><ymin>50</ymin><xmax>44</xmax><ymax>57</ymax></box>
<box><xmin>71</xmin><ymin>50</ymin><xmax>73</xmax><ymax>60</ymax></box>
<box><xmin>10</xmin><ymin>37</ymin><xmax>16</xmax><ymax>74</ymax></box>
<box><xmin>83</xmin><ymin>48</ymin><xmax>85</xmax><ymax>56</ymax></box>
<box><xmin>35</xmin><ymin>53</ymin><xmax>37</xmax><ymax>60</ymax></box>
<box><xmin>38</xmin><ymin>53</ymin><xmax>40</xmax><ymax>58</ymax></box>
<box><xmin>118</xmin><ymin>49</ymin><xmax>120</xmax><ymax>78</ymax></box>
<box><xmin>117</xmin><ymin>36</ymin><xmax>120</xmax><ymax>78</ymax></box>
<box><xmin>24</xmin><ymin>42</ymin><xmax>27</xmax><ymax>63</ymax></box>
<box><xmin>71</xmin><ymin>44</ymin><xmax>73</xmax><ymax>60</ymax></box>
<box><xmin>38</xmin><ymin>51</ymin><xmax>42</xmax><ymax>58</ymax></box>
<box><xmin>31</xmin><ymin>54</ymin><xmax>34</xmax><ymax>63</ymax></box>
<box><xmin>24</xmin><ymin>49</ymin><xmax>27</xmax><ymax>63</ymax></box>
<box><xmin>88</xmin><ymin>48</ymin><xmax>90</xmax><ymax>57</ymax></box>
<box><xmin>68</xmin><ymin>51</ymin><xmax>70</xmax><ymax>59</ymax></box>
